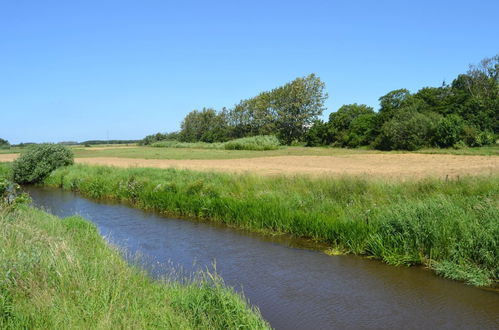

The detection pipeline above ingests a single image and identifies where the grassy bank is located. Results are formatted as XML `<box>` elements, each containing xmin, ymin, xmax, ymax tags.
<box><xmin>0</xmin><ymin>204</ymin><xmax>269</xmax><ymax>329</ymax></box>
<box><xmin>38</xmin><ymin>164</ymin><xmax>499</xmax><ymax>287</ymax></box>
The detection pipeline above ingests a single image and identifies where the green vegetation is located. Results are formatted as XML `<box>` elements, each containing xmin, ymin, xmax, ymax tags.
<box><xmin>3</xmin><ymin>144</ymin><xmax>498</xmax><ymax>160</ymax></box>
<box><xmin>0</xmin><ymin>180</ymin><xmax>268</xmax><ymax>329</ymax></box>
<box><xmin>307</xmin><ymin>55</ymin><xmax>498</xmax><ymax>150</ymax></box>
<box><xmin>143</xmin><ymin>73</ymin><xmax>327</xmax><ymax>146</ymax></box>
<box><xmin>143</xmin><ymin>55</ymin><xmax>498</xmax><ymax>151</ymax></box>
<box><xmin>0</xmin><ymin>138</ymin><xmax>9</xmax><ymax>150</ymax></box>
<box><xmin>40</xmin><ymin>164</ymin><xmax>499</xmax><ymax>286</ymax></box>
<box><xmin>152</xmin><ymin>140</ymin><xmax>224</xmax><ymax>149</ymax></box>
<box><xmin>151</xmin><ymin>136</ymin><xmax>280</xmax><ymax>151</ymax></box>
<box><xmin>12</xmin><ymin>144</ymin><xmax>74</xmax><ymax>184</ymax></box>
<box><xmin>224</xmin><ymin>135</ymin><xmax>280</xmax><ymax>151</ymax></box>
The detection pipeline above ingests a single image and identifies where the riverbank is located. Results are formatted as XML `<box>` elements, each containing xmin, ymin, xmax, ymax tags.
<box><xmin>37</xmin><ymin>163</ymin><xmax>499</xmax><ymax>287</ymax></box>
<box><xmin>0</xmin><ymin>204</ymin><xmax>269</xmax><ymax>329</ymax></box>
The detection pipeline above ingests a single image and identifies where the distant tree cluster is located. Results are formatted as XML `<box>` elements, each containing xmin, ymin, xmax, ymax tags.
<box><xmin>140</xmin><ymin>132</ymin><xmax>180</xmax><ymax>145</ymax></box>
<box><xmin>0</xmin><ymin>138</ymin><xmax>9</xmax><ymax>149</ymax></box>
<box><xmin>306</xmin><ymin>55</ymin><xmax>498</xmax><ymax>150</ymax></box>
<box><xmin>154</xmin><ymin>74</ymin><xmax>327</xmax><ymax>145</ymax></box>
<box><xmin>143</xmin><ymin>55</ymin><xmax>498</xmax><ymax>150</ymax></box>
<box><xmin>79</xmin><ymin>140</ymin><xmax>140</xmax><ymax>145</ymax></box>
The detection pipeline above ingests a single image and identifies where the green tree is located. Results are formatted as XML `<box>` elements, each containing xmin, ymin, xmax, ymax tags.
<box><xmin>304</xmin><ymin>120</ymin><xmax>332</xmax><ymax>146</ymax></box>
<box><xmin>433</xmin><ymin>115</ymin><xmax>464</xmax><ymax>148</ymax></box>
<box><xmin>272</xmin><ymin>74</ymin><xmax>328</xmax><ymax>144</ymax></box>
<box><xmin>180</xmin><ymin>108</ymin><xmax>230</xmax><ymax>142</ymax></box>
<box><xmin>377</xmin><ymin>88</ymin><xmax>412</xmax><ymax>124</ymax></box>
<box><xmin>374</xmin><ymin>110</ymin><xmax>440</xmax><ymax>151</ymax></box>
<box><xmin>328</xmin><ymin>104</ymin><xmax>377</xmax><ymax>147</ymax></box>
<box><xmin>0</xmin><ymin>138</ymin><xmax>9</xmax><ymax>149</ymax></box>
<box><xmin>227</xmin><ymin>74</ymin><xmax>327</xmax><ymax>144</ymax></box>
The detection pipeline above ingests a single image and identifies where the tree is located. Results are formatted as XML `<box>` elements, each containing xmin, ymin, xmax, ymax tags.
<box><xmin>0</xmin><ymin>138</ymin><xmax>9</xmax><ymax>149</ymax></box>
<box><xmin>304</xmin><ymin>120</ymin><xmax>332</xmax><ymax>146</ymax></box>
<box><xmin>179</xmin><ymin>108</ymin><xmax>230</xmax><ymax>142</ymax></box>
<box><xmin>272</xmin><ymin>74</ymin><xmax>328</xmax><ymax>144</ymax></box>
<box><xmin>226</xmin><ymin>73</ymin><xmax>328</xmax><ymax>144</ymax></box>
<box><xmin>374</xmin><ymin>110</ymin><xmax>440</xmax><ymax>151</ymax></box>
<box><xmin>377</xmin><ymin>88</ymin><xmax>412</xmax><ymax>124</ymax></box>
<box><xmin>328</xmin><ymin>104</ymin><xmax>377</xmax><ymax>147</ymax></box>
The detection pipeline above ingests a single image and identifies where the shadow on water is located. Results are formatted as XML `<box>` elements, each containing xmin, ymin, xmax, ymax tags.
<box><xmin>25</xmin><ymin>186</ymin><xmax>499</xmax><ymax>330</ymax></box>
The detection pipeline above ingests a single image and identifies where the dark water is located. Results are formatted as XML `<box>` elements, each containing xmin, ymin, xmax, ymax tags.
<box><xmin>26</xmin><ymin>186</ymin><xmax>499</xmax><ymax>330</ymax></box>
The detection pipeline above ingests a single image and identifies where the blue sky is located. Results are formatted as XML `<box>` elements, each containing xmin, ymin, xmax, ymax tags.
<box><xmin>1</xmin><ymin>0</ymin><xmax>498</xmax><ymax>144</ymax></box>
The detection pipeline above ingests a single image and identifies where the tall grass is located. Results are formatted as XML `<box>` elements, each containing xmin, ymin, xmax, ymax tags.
<box><xmin>151</xmin><ymin>135</ymin><xmax>280</xmax><ymax>151</ymax></box>
<box><xmin>0</xmin><ymin>204</ymin><xmax>269</xmax><ymax>329</ymax></box>
<box><xmin>151</xmin><ymin>140</ymin><xmax>224</xmax><ymax>149</ymax></box>
<box><xmin>42</xmin><ymin>164</ymin><xmax>499</xmax><ymax>287</ymax></box>
<box><xmin>224</xmin><ymin>135</ymin><xmax>280</xmax><ymax>151</ymax></box>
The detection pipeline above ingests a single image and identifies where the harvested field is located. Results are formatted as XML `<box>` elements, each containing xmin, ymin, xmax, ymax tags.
<box><xmin>1</xmin><ymin>153</ymin><xmax>497</xmax><ymax>178</ymax></box>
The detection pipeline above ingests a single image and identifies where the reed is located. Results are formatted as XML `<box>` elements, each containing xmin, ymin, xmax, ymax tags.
<box><xmin>151</xmin><ymin>135</ymin><xmax>280</xmax><ymax>151</ymax></box>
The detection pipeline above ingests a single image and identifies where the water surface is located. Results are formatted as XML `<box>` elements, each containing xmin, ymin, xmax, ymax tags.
<box><xmin>26</xmin><ymin>186</ymin><xmax>499</xmax><ymax>330</ymax></box>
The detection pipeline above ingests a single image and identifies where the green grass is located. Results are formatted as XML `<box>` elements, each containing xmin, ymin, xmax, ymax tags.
<box><xmin>37</xmin><ymin>164</ymin><xmax>499</xmax><ymax>287</ymax></box>
<box><xmin>0</xmin><ymin>204</ymin><xmax>269</xmax><ymax>329</ymax></box>
<box><xmin>71</xmin><ymin>146</ymin><xmax>385</xmax><ymax>160</ymax></box>
<box><xmin>3</xmin><ymin>145</ymin><xmax>498</xmax><ymax>159</ymax></box>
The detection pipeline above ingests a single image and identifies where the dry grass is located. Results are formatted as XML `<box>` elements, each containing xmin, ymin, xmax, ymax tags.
<box><xmin>2</xmin><ymin>151</ymin><xmax>498</xmax><ymax>179</ymax></box>
<box><xmin>73</xmin><ymin>154</ymin><xmax>498</xmax><ymax>178</ymax></box>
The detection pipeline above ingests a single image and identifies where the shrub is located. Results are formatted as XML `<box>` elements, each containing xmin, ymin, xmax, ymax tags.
<box><xmin>12</xmin><ymin>144</ymin><xmax>74</xmax><ymax>184</ymax></box>
<box><xmin>433</xmin><ymin>115</ymin><xmax>464</xmax><ymax>148</ymax></box>
<box><xmin>374</xmin><ymin>110</ymin><xmax>439</xmax><ymax>151</ymax></box>
<box><xmin>224</xmin><ymin>135</ymin><xmax>280</xmax><ymax>150</ymax></box>
<box><xmin>461</xmin><ymin>125</ymin><xmax>496</xmax><ymax>147</ymax></box>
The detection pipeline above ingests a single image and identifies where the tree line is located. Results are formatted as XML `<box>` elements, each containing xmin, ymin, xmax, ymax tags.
<box><xmin>141</xmin><ymin>54</ymin><xmax>497</xmax><ymax>150</ymax></box>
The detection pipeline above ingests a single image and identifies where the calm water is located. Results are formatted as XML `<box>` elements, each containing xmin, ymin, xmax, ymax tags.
<box><xmin>26</xmin><ymin>186</ymin><xmax>499</xmax><ymax>330</ymax></box>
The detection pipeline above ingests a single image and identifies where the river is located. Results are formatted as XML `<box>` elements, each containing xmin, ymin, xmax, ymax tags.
<box><xmin>25</xmin><ymin>186</ymin><xmax>499</xmax><ymax>330</ymax></box>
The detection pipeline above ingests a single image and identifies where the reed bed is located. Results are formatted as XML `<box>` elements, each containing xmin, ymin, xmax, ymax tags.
<box><xmin>151</xmin><ymin>135</ymin><xmax>280</xmax><ymax>151</ymax></box>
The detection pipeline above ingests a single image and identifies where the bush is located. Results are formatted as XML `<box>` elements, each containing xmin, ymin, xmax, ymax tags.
<box><xmin>374</xmin><ymin>110</ymin><xmax>439</xmax><ymax>151</ymax></box>
<box><xmin>12</xmin><ymin>144</ymin><xmax>74</xmax><ymax>184</ymax></box>
<box><xmin>224</xmin><ymin>135</ymin><xmax>280</xmax><ymax>150</ymax></box>
<box><xmin>462</xmin><ymin>125</ymin><xmax>496</xmax><ymax>147</ymax></box>
<box><xmin>433</xmin><ymin>115</ymin><xmax>464</xmax><ymax>148</ymax></box>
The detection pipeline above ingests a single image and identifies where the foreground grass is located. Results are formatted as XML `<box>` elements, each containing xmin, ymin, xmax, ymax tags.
<box><xmin>40</xmin><ymin>164</ymin><xmax>499</xmax><ymax>287</ymax></box>
<box><xmin>0</xmin><ymin>204</ymin><xmax>269</xmax><ymax>329</ymax></box>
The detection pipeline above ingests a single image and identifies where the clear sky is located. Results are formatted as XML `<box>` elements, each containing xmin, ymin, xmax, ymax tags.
<box><xmin>1</xmin><ymin>0</ymin><xmax>498</xmax><ymax>144</ymax></box>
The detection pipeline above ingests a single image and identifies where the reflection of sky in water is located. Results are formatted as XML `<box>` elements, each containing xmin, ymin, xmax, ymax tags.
<box><xmin>27</xmin><ymin>186</ymin><xmax>499</xmax><ymax>330</ymax></box>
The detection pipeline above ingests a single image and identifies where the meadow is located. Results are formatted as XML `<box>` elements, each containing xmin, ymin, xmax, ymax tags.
<box><xmin>36</xmin><ymin>163</ymin><xmax>499</xmax><ymax>287</ymax></box>
<box><xmin>0</xmin><ymin>203</ymin><xmax>269</xmax><ymax>329</ymax></box>
<box><xmin>2</xmin><ymin>144</ymin><xmax>498</xmax><ymax>159</ymax></box>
